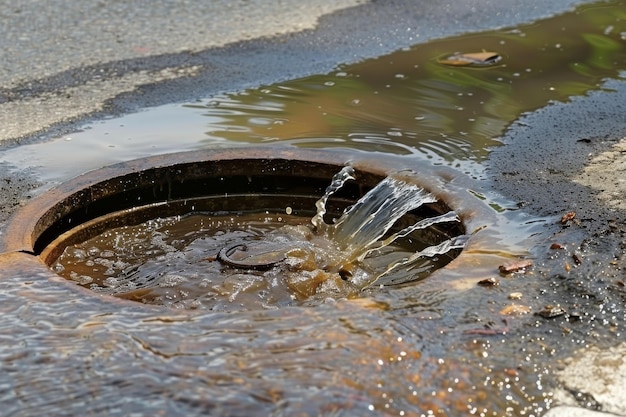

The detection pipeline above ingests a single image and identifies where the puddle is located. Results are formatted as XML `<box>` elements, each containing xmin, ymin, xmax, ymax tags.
<box><xmin>4</xmin><ymin>1</ymin><xmax>626</xmax><ymax>184</ymax></box>
<box><xmin>1</xmin><ymin>1</ymin><xmax>626</xmax><ymax>415</ymax></box>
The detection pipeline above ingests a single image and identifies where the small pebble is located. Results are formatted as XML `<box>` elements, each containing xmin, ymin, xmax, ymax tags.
<box><xmin>535</xmin><ymin>305</ymin><xmax>566</xmax><ymax>319</ymax></box>
<box><xmin>478</xmin><ymin>277</ymin><xmax>499</xmax><ymax>287</ymax></box>
<box><xmin>499</xmin><ymin>259</ymin><xmax>533</xmax><ymax>274</ymax></box>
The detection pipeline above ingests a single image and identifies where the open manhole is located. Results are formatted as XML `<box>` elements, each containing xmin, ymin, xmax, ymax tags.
<box><xmin>5</xmin><ymin>148</ymin><xmax>466</xmax><ymax>311</ymax></box>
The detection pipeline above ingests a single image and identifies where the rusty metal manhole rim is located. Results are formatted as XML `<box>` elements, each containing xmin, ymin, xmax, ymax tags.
<box><xmin>1</xmin><ymin>146</ymin><xmax>466</xmax><ymax>276</ymax></box>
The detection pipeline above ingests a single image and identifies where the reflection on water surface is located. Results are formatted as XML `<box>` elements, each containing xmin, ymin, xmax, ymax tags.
<box><xmin>3</xmin><ymin>1</ymin><xmax>626</xmax><ymax>183</ymax></box>
<box><xmin>188</xmin><ymin>0</ymin><xmax>626</xmax><ymax>175</ymax></box>
<box><xmin>1</xmin><ymin>1</ymin><xmax>626</xmax><ymax>416</ymax></box>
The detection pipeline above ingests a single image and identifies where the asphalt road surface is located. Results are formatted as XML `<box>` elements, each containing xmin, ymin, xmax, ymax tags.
<box><xmin>0</xmin><ymin>0</ymin><xmax>590</xmax><ymax>144</ymax></box>
<box><xmin>1</xmin><ymin>2</ymin><xmax>625</xmax><ymax>415</ymax></box>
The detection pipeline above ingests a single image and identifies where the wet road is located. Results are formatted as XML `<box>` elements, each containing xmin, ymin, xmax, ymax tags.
<box><xmin>1</xmin><ymin>1</ymin><xmax>626</xmax><ymax>416</ymax></box>
<box><xmin>0</xmin><ymin>0</ymin><xmax>590</xmax><ymax>146</ymax></box>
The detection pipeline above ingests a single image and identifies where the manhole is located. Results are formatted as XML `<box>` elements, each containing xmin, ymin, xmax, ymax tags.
<box><xmin>4</xmin><ymin>148</ymin><xmax>466</xmax><ymax>310</ymax></box>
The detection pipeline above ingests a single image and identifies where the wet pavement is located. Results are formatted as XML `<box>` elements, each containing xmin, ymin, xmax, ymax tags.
<box><xmin>1</xmin><ymin>1</ymin><xmax>626</xmax><ymax>416</ymax></box>
<box><xmin>488</xmin><ymin>77</ymin><xmax>626</xmax><ymax>417</ymax></box>
<box><xmin>0</xmin><ymin>0</ymin><xmax>591</xmax><ymax>147</ymax></box>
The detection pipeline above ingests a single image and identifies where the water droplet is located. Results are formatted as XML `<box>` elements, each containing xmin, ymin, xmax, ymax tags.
<box><xmin>160</xmin><ymin>274</ymin><xmax>187</xmax><ymax>288</ymax></box>
<box><xmin>69</xmin><ymin>248</ymin><xmax>87</xmax><ymax>260</ymax></box>
<box><xmin>75</xmin><ymin>275</ymin><xmax>93</xmax><ymax>285</ymax></box>
<box><xmin>103</xmin><ymin>277</ymin><xmax>119</xmax><ymax>288</ymax></box>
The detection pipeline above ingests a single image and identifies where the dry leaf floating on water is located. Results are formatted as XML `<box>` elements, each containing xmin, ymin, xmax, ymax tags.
<box><xmin>438</xmin><ymin>50</ymin><xmax>502</xmax><ymax>67</ymax></box>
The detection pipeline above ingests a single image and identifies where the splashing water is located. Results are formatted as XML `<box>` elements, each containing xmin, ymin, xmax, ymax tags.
<box><xmin>310</xmin><ymin>166</ymin><xmax>465</xmax><ymax>287</ymax></box>
<box><xmin>53</xmin><ymin>166</ymin><xmax>465</xmax><ymax>308</ymax></box>
<box><xmin>310</xmin><ymin>165</ymin><xmax>356</xmax><ymax>234</ymax></box>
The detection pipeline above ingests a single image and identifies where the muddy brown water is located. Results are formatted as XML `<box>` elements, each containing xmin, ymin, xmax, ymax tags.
<box><xmin>49</xmin><ymin>210</ymin><xmax>458</xmax><ymax>309</ymax></box>
<box><xmin>1</xmin><ymin>1</ymin><xmax>626</xmax><ymax>415</ymax></box>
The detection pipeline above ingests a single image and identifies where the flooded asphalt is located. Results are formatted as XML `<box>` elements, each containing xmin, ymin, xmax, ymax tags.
<box><xmin>1</xmin><ymin>1</ymin><xmax>625</xmax><ymax>416</ymax></box>
<box><xmin>0</xmin><ymin>0</ymin><xmax>597</xmax><ymax>222</ymax></box>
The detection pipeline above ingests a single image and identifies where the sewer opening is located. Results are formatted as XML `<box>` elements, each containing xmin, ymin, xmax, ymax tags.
<box><xmin>36</xmin><ymin>153</ymin><xmax>465</xmax><ymax>310</ymax></box>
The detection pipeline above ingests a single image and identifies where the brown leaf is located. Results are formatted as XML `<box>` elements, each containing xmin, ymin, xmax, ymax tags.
<box><xmin>438</xmin><ymin>51</ymin><xmax>501</xmax><ymax>66</ymax></box>
<box><xmin>550</xmin><ymin>242</ymin><xmax>565</xmax><ymax>250</ymax></box>
<box><xmin>500</xmin><ymin>304</ymin><xmax>531</xmax><ymax>315</ymax></box>
<box><xmin>499</xmin><ymin>259</ymin><xmax>533</xmax><ymax>274</ymax></box>
<box><xmin>460</xmin><ymin>51</ymin><xmax>501</xmax><ymax>61</ymax></box>
<box><xmin>560</xmin><ymin>211</ymin><xmax>576</xmax><ymax>224</ymax></box>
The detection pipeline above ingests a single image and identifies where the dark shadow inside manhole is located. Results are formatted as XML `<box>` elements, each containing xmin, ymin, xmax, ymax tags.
<box><xmin>6</xmin><ymin>148</ymin><xmax>465</xmax><ymax>311</ymax></box>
